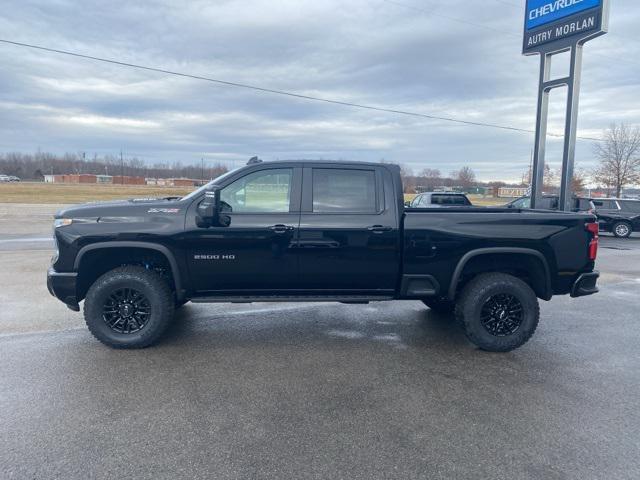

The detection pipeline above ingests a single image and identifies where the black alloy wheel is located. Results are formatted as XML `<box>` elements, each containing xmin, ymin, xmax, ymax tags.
<box><xmin>480</xmin><ymin>293</ymin><xmax>523</xmax><ymax>337</ymax></box>
<box><xmin>102</xmin><ymin>287</ymin><xmax>152</xmax><ymax>334</ymax></box>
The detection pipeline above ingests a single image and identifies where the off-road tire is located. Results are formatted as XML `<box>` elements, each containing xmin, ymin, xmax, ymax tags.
<box><xmin>422</xmin><ymin>298</ymin><xmax>455</xmax><ymax>314</ymax></box>
<box><xmin>454</xmin><ymin>273</ymin><xmax>539</xmax><ymax>352</ymax></box>
<box><xmin>84</xmin><ymin>266</ymin><xmax>175</xmax><ymax>348</ymax></box>
<box><xmin>612</xmin><ymin>221</ymin><xmax>632</xmax><ymax>238</ymax></box>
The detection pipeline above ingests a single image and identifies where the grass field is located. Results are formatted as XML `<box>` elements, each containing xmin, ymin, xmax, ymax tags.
<box><xmin>0</xmin><ymin>182</ymin><xmax>508</xmax><ymax>206</ymax></box>
<box><xmin>0</xmin><ymin>182</ymin><xmax>195</xmax><ymax>204</ymax></box>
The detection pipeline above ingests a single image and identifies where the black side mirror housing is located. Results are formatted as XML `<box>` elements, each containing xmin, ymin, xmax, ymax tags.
<box><xmin>196</xmin><ymin>187</ymin><xmax>229</xmax><ymax>228</ymax></box>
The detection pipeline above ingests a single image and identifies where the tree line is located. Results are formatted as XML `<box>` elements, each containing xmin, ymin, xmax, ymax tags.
<box><xmin>0</xmin><ymin>152</ymin><xmax>228</xmax><ymax>181</ymax></box>
<box><xmin>2</xmin><ymin>123</ymin><xmax>638</xmax><ymax>195</ymax></box>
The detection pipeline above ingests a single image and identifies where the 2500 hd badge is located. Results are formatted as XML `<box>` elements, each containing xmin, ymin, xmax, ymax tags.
<box><xmin>194</xmin><ymin>254</ymin><xmax>236</xmax><ymax>260</ymax></box>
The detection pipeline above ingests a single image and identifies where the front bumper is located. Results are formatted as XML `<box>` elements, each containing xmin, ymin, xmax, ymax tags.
<box><xmin>570</xmin><ymin>271</ymin><xmax>600</xmax><ymax>298</ymax></box>
<box><xmin>47</xmin><ymin>267</ymin><xmax>79</xmax><ymax>310</ymax></box>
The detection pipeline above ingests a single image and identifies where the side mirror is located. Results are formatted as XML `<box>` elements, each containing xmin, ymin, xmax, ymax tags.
<box><xmin>196</xmin><ymin>187</ymin><xmax>230</xmax><ymax>228</ymax></box>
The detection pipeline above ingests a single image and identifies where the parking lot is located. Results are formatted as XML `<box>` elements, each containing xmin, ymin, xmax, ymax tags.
<box><xmin>1</xmin><ymin>204</ymin><xmax>639</xmax><ymax>479</ymax></box>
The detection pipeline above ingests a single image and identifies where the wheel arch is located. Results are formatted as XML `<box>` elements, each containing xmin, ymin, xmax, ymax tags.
<box><xmin>74</xmin><ymin>242</ymin><xmax>184</xmax><ymax>301</ymax></box>
<box><xmin>447</xmin><ymin>248</ymin><xmax>552</xmax><ymax>301</ymax></box>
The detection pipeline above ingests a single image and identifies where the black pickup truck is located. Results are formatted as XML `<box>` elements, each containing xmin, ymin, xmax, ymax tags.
<box><xmin>48</xmin><ymin>160</ymin><xmax>600</xmax><ymax>352</ymax></box>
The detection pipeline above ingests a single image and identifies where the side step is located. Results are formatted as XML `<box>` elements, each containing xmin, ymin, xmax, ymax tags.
<box><xmin>191</xmin><ymin>295</ymin><xmax>395</xmax><ymax>304</ymax></box>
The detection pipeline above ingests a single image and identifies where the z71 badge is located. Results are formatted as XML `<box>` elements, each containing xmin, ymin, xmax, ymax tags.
<box><xmin>147</xmin><ymin>208</ymin><xmax>180</xmax><ymax>214</ymax></box>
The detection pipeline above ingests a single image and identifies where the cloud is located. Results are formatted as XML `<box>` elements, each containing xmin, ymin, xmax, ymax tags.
<box><xmin>0</xmin><ymin>0</ymin><xmax>638</xmax><ymax>181</ymax></box>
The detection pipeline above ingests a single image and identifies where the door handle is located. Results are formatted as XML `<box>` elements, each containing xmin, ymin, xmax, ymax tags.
<box><xmin>367</xmin><ymin>225</ymin><xmax>392</xmax><ymax>233</ymax></box>
<box><xmin>270</xmin><ymin>224</ymin><xmax>294</xmax><ymax>234</ymax></box>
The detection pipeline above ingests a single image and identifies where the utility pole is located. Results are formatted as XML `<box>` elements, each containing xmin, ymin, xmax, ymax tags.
<box><xmin>201</xmin><ymin>158</ymin><xmax>204</xmax><ymax>182</ymax></box>
<box><xmin>120</xmin><ymin>150</ymin><xmax>124</xmax><ymax>185</ymax></box>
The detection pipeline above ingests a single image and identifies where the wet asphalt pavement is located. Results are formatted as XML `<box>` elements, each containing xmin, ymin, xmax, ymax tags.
<box><xmin>1</xmin><ymin>205</ymin><xmax>639</xmax><ymax>479</ymax></box>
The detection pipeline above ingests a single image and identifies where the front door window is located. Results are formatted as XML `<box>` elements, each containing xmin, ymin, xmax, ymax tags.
<box><xmin>221</xmin><ymin>169</ymin><xmax>293</xmax><ymax>213</ymax></box>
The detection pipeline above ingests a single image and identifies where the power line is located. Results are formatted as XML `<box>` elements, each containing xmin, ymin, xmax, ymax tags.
<box><xmin>0</xmin><ymin>38</ymin><xmax>603</xmax><ymax>141</ymax></box>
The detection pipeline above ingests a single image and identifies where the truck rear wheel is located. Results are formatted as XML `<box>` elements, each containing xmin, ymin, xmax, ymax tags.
<box><xmin>84</xmin><ymin>266</ymin><xmax>175</xmax><ymax>348</ymax></box>
<box><xmin>455</xmin><ymin>273</ymin><xmax>539</xmax><ymax>352</ymax></box>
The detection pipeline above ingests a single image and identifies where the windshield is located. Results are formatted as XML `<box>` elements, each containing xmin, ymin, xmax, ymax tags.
<box><xmin>180</xmin><ymin>167</ymin><xmax>242</xmax><ymax>202</ymax></box>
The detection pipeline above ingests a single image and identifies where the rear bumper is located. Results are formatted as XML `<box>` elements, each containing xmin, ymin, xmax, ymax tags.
<box><xmin>570</xmin><ymin>271</ymin><xmax>599</xmax><ymax>298</ymax></box>
<box><xmin>47</xmin><ymin>267</ymin><xmax>79</xmax><ymax>309</ymax></box>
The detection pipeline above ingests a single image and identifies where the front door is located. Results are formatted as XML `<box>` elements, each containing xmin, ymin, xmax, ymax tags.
<box><xmin>185</xmin><ymin>167</ymin><xmax>302</xmax><ymax>293</ymax></box>
<box><xmin>296</xmin><ymin>165</ymin><xmax>400</xmax><ymax>293</ymax></box>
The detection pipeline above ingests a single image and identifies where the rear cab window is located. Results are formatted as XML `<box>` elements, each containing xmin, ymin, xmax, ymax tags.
<box><xmin>430</xmin><ymin>194</ymin><xmax>470</xmax><ymax>206</ymax></box>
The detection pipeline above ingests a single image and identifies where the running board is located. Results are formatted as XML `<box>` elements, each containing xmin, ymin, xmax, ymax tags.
<box><xmin>191</xmin><ymin>295</ymin><xmax>395</xmax><ymax>304</ymax></box>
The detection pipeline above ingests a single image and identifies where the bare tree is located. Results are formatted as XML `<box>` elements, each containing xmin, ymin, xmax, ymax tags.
<box><xmin>399</xmin><ymin>164</ymin><xmax>416</xmax><ymax>193</ymax></box>
<box><xmin>571</xmin><ymin>168</ymin><xmax>589</xmax><ymax>193</ymax></box>
<box><xmin>452</xmin><ymin>166</ymin><xmax>476</xmax><ymax>188</ymax></box>
<box><xmin>417</xmin><ymin>168</ymin><xmax>442</xmax><ymax>191</ymax></box>
<box><xmin>521</xmin><ymin>163</ymin><xmax>557</xmax><ymax>191</ymax></box>
<box><xmin>593</xmin><ymin>123</ymin><xmax>640</xmax><ymax>197</ymax></box>
<box><xmin>420</xmin><ymin>168</ymin><xmax>441</xmax><ymax>179</ymax></box>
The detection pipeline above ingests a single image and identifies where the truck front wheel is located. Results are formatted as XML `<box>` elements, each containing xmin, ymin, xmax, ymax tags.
<box><xmin>455</xmin><ymin>273</ymin><xmax>539</xmax><ymax>352</ymax></box>
<box><xmin>84</xmin><ymin>266</ymin><xmax>175</xmax><ymax>348</ymax></box>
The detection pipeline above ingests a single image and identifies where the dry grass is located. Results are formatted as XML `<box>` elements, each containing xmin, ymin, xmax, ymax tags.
<box><xmin>0</xmin><ymin>182</ymin><xmax>195</xmax><ymax>204</ymax></box>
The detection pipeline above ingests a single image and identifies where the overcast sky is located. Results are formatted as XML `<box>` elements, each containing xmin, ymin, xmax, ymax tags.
<box><xmin>0</xmin><ymin>0</ymin><xmax>638</xmax><ymax>182</ymax></box>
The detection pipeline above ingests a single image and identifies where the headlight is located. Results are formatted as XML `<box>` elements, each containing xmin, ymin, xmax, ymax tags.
<box><xmin>53</xmin><ymin>218</ymin><xmax>73</xmax><ymax>228</ymax></box>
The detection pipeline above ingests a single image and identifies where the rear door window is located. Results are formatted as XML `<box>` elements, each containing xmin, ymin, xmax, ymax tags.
<box><xmin>592</xmin><ymin>200</ymin><xmax>619</xmax><ymax>210</ymax></box>
<box><xmin>312</xmin><ymin>168</ymin><xmax>377</xmax><ymax>213</ymax></box>
<box><xmin>619</xmin><ymin>201</ymin><xmax>640</xmax><ymax>213</ymax></box>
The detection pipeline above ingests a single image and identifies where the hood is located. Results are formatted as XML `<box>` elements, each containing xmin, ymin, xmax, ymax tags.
<box><xmin>55</xmin><ymin>197</ymin><xmax>184</xmax><ymax>219</ymax></box>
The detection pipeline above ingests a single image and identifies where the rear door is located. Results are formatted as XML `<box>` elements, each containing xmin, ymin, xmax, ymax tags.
<box><xmin>296</xmin><ymin>165</ymin><xmax>400</xmax><ymax>293</ymax></box>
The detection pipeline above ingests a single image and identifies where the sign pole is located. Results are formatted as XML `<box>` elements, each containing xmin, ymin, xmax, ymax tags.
<box><xmin>523</xmin><ymin>0</ymin><xmax>609</xmax><ymax>211</ymax></box>
<box><xmin>558</xmin><ymin>44</ymin><xmax>584</xmax><ymax>211</ymax></box>
<box><xmin>530</xmin><ymin>52</ymin><xmax>551</xmax><ymax>209</ymax></box>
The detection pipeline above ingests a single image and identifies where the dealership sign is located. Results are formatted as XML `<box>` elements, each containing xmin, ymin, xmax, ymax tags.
<box><xmin>523</xmin><ymin>0</ymin><xmax>608</xmax><ymax>54</ymax></box>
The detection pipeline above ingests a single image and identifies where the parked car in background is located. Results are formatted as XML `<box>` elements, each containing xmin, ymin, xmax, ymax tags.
<box><xmin>0</xmin><ymin>175</ymin><xmax>20</xmax><ymax>182</ymax></box>
<box><xmin>408</xmin><ymin>192</ymin><xmax>472</xmax><ymax>208</ymax></box>
<box><xmin>505</xmin><ymin>195</ymin><xmax>593</xmax><ymax>213</ymax></box>
<box><xmin>591</xmin><ymin>198</ymin><xmax>640</xmax><ymax>238</ymax></box>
